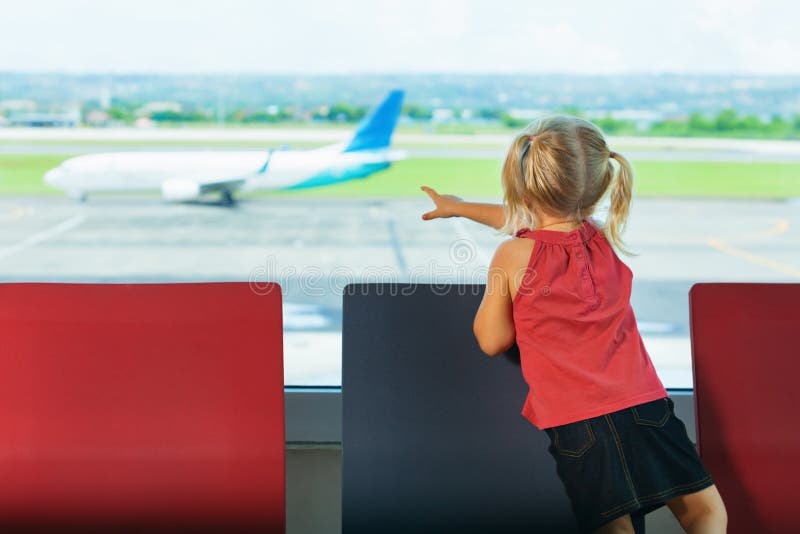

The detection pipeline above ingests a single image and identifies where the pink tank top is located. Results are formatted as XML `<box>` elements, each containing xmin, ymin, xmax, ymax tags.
<box><xmin>512</xmin><ymin>218</ymin><xmax>667</xmax><ymax>429</ymax></box>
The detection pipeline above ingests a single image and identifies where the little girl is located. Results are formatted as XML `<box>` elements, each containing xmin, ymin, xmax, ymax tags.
<box><xmin>420</xmin><ymin>116</ymin><xmax>727</xmax><ymax>534</ymax></box>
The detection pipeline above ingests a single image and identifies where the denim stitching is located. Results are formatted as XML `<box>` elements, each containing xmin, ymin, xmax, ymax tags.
<box><xmin>631</xmin><ymin>398</ymin><xmax>670</xmax><ymax>428</ymax></box>
<box><xmin>600</xmin><ymin>475</ymin><xmax>714</xmax><ymax>517</ymax></box>
<box><xmin>554</xmin><ymin>421</ymin><xmax>596</xmax><ymax>458</ymax></box>
<box><xmin>604</xmin><ymin>414</ymin><xmax>639</xmax><ymax>506</ymax></box>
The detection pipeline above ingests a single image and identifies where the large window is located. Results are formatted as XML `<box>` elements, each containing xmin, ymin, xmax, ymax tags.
<box><xmin>1</xmin><ymin>2</ymin><xmax>798</xmax><ymax>389</ymax></box>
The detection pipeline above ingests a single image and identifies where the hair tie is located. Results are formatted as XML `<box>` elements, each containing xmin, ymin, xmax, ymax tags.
<box><xmin>519</xmin><ymin>134</ymin><xmax>535</xmax><ymax>165</ymax></box>
<box><xmin>609</xmin><ymin>150</ymin><xmax>617</xmax><ymax>158</ymax></box>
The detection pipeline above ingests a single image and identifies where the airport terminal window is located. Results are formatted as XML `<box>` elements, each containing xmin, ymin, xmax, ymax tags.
<box><xmin>1</xmin><ymin>18</ymin><xmax>799</xmax><ymax>389</ymax></box>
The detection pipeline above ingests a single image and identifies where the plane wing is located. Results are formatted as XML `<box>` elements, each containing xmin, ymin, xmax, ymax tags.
<box><xmin>198</xmin><ymin>178</ymin><xmax>248</xmax><ymax>194</ymax></box>
<box><xmin>162</xmin><ymin>148</ymin><xmax>275</xmax><ymax>202</ymax></box>
<box><xmin>161</xmin><ymin>176</ymin><xmax>248</xmax><ymax>203</ymax></box>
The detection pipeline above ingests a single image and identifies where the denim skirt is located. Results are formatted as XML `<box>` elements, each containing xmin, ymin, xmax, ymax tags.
<box><xmin>544</xmin><ymin>397</ymin><xmax>714</xmax><ymax>533</ymax></box>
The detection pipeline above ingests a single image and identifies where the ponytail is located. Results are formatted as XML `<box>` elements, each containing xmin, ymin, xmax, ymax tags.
<box><xmin>606</xmin><ymin>151</ymin><xmax>634</xmax><ymax>255</ymax></box>
<box><xmin>500</xmin><ymin>133</ymin><xmax>537</xmax><ymax>234</ymax></box>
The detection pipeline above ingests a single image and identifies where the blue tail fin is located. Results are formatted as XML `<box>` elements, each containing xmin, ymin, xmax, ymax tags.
<box><xmin>343</xmin><ymin>90</ymin><xmax>404</xmax><ymax>152</ymax></box>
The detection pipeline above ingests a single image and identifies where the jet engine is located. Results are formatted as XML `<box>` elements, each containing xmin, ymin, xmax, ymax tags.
<box><xmin>161</xmin><ymin>179</ymin><xmax>202</xmax><ymax>201</ymax></box>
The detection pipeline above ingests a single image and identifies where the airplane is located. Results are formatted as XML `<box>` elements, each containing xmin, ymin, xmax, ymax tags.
<box><xmin>43</xmin><ymin>90</ymin><xmax>406</xmax><ymax>205</ymax></box>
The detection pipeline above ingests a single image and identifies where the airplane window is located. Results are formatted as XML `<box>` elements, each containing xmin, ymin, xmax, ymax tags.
<box><xmin>1</xmin><ymin>2</ymin><xmax>798</xmax><ymax>389</ymax></box>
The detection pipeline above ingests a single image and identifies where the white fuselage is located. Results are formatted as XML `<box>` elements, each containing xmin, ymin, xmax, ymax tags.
<box><xmin>43</xmin><ymin>145</ymin><xmax>403</xmax><ymax>200</ymax></box>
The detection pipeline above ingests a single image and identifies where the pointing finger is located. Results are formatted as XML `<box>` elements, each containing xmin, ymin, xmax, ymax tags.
<box><xmin>420</xmin><ymin>185</ymin><xmax>438</xmax><ymax>199</ymax></box>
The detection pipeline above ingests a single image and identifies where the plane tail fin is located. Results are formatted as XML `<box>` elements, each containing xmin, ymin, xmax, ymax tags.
<box><xmin>343</xmin><ymin>90</ymin><xmax>404</xmax><ymax>152</ymax></box>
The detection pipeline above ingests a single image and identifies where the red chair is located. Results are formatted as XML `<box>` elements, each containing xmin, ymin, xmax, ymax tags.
<box><xmin>0</xmin><ymin>283</ymin><xmax>285</xmax><ymax>533</ymax></box>
<box><xmin>689</xmin><ymin>283</ymin><xmax>800</xmax><ymax>534</ymax></box>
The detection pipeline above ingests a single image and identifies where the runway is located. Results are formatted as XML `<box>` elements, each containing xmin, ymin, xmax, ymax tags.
<box><xmin>4</xmin><ymin>127</ymin><xmax>800</xmax><ymax>162</ymax></box>
<box><xmin>5</xmin><ymin>144</ymin><xmax>800</xmax><ymax>162</ymax></box>
<box><xmin>0</xmin><ymin>195</ymin><xmax>798</xmax><ymax>386</ymax></box>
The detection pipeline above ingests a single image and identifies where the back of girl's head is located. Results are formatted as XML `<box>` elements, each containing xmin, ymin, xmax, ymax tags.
<box><xmin>501</xmin><ymin>115</ymin><xmax>634</xmax><ymax>254</ymax></box>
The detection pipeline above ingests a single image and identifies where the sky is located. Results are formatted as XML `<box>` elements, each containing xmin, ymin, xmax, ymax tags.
<box><xmin>0</xmin><ymin>0</ymin><xmax>798</xmax><ymax>75</ymax></box>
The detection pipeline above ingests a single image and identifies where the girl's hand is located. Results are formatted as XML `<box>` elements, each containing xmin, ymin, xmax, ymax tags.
<box><xmin>420</xmin><ymin>186</ymin><xmax>463</xmax><ymax>220</ymax></box>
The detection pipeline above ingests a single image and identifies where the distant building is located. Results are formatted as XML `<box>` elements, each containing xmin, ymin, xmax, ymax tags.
<box><xmin>5</xmin><ymin>110</ymin><xmax>80</xmax><ymax>127</ymax></box>
<box><xmin>84</xmin><ymin>109</ymin><xmax>110</xmax><ymax>127</ymax></box>
<box><xmin>134</xmin><ymin>117</ymin><xmax>155</xmax><ymax>128</ymax></box>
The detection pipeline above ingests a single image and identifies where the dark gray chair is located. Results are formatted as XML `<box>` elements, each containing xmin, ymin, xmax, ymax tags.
<box><xmin>342</xmin><ymin>283</ymin><xmax>579</xmax><ymax>533</ymax></box>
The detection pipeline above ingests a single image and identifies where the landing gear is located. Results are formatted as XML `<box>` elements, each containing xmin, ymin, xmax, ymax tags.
<box><xmin>68</xmin><ymin>191</ymin><xmax>87</xmax><ymax>203</ymax></box>
<box><xmin>220</xmin><ymin>190</ymin><xmax>235</xmax><ymax>207</ymax></box>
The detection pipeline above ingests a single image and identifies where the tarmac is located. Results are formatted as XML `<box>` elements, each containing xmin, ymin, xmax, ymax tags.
<box><xmin>1</xmin><ymin>194</ymin><xmax>797</xmax><ymax>386</ymax></box>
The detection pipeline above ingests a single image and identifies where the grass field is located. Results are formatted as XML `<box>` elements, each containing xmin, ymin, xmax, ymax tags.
<box><xmin>0</xmin><ymin>155</ymin><xmax>70</xmax><ymax>195</ymax></box>
<box><xmin>2</xmin><ymin>154</ymin><xmax>800</xmax><ymax>198</ymax></box>
<box><xmin>272</xmin><ymin>159</ymin><xmax>800</xmax><ymax>198</ymax></box>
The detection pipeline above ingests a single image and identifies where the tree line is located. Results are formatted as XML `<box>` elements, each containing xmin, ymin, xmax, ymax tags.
<box><xmin>94</xmin><ymin>102</ymin><xmax>800</xmax><ymax>140</ymax></box>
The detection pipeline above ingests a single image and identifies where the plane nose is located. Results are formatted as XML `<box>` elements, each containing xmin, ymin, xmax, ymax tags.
<box><xmin>44</xmin><ymin>166</ymin><xmax>64</xmax><ymax>187</ymax></box>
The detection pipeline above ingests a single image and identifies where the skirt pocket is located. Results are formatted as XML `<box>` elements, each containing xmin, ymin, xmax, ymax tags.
<box><xmin>551</xmin><ymin>421</ymin><xmax>596</xmax><ymax>458</ymax></box>
<box><xmin>631</xmin><ymin>397</ymin><xmax>670</xmax><ymax>428</ymax></box>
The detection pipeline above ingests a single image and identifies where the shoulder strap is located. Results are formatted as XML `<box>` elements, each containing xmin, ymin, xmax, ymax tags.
<box><xmin>515</xmin><ymin>227</ymin><xmax>534</xmax><ymax>239</ymax></box>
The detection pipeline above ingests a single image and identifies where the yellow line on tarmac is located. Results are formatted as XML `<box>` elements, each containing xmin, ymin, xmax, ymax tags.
<box><xmin>706</xmin><ymin>221</ymin><xmax>800</xmax><ymax>278</ymax></box>
<box><xmin>741</xmin><ymin>219</ymin><xmax>789</xmax><ymax>239</ymax></box>
<box><xmin>0</xmin><ymin>206</ymin><xmax>28</xmax><ymax>222</ymax></box>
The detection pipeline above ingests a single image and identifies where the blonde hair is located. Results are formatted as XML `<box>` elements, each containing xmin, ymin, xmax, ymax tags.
<box><xmin>501</xmin><ymin>115</ymin><xmax>634</xmax><ymax>254</ymax></box>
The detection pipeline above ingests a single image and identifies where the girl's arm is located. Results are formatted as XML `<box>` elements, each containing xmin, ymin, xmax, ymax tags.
<box><xmin>420</xmin><ymin>186</ymin><xmax>506</xmax><ymax>231</ymax></box>
<box><xmin>473</xmin><ymin>241</ymin><xmax>516</xmax><ymax>356</ymax></box>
